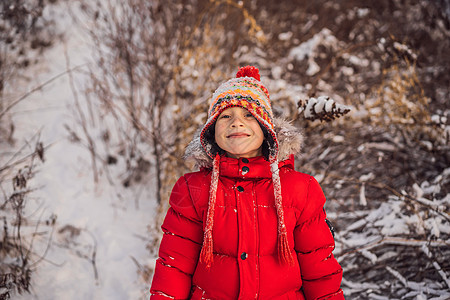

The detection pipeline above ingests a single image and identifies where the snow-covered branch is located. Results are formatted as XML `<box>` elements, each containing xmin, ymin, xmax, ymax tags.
<box><xmin>298</xmin><ymin>96</ymin><xmax>351</xmax><ymax>122</ymax></box>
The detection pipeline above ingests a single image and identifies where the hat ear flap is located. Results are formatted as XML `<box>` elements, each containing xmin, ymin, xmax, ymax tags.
<box><xmin>203</xmin><ymin>123</ymin><xmax>225</xmax><ymax>157</ymax></box>
<box><xmin>258</xmin><ymin>125</ymin><xmax>271</xmax><ymax>161</ymax></box>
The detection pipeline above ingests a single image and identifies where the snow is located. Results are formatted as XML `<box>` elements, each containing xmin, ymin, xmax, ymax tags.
<box><xmin>360</xmin><ymin>249</ymin><xmax>377</xmax><ymax>264</ymax></box>
<box><xmin>324</xmin><ymin>98</ymin><xmax>335</xmax><ymax>112</ymax></box>
<box><xmin>271</xmin><ymin>66</ymin><xmax>283</xmax><ymax>80</ymax></box>
<box><xmin>342</xmin><ymin>53</ymin><xmax>370</xmax><ymax>67</ymax></box>
<box><xmin>357</xmin><ymin>142</ymin><xmax>397</xmax><ymax>152</ymax></box>
<box><xmin>299</xmin><ymin>95</ymin><xmax>351</xmax><ymax>121</ymax></box>
<box><xmin>313</xmin><ymin>97</ymin><xmax>326</xmax><ymax>114</ymax></box>
<box><xmin>288</xmin><ymin>28</ymin><xmax>340</xmax><ymax>76</ymax></box>
<box><xmin>357</xmin><ymin>8</ymin><xmax>370</xmax><ymax>18</ymax></box>
<box><xmin>8</xmin><ymin>3</ymin><xmax>154</xmax><ymax>300</ymax></box>
<box><xmin>359</xmin><ymin>184</ymin><xmax>367</xmax><ymax>206</ymax></box>
<box><xmin>393</xmin><ymin>41</ymin><xmax>418</xmax><ymax>60</ymax></box>
<box><xmin>332</xmin><ymin>135</ymin><xmax>345</xmax><ymax>143</ymax></box>
<box><xmin>278</xmin><ymin>31</ymin><xmax>293</xmax><ymax>41</ymax></box>
<box><xmin>289</xmin><ymin>28</ymin><xmax>337</xmax><ymax>61</ymax></box>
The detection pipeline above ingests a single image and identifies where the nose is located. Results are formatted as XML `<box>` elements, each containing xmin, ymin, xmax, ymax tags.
<box><xmin>230</xmin><ymin>115</ymin><xmax>244</xmax><ymax>127</ymax></box>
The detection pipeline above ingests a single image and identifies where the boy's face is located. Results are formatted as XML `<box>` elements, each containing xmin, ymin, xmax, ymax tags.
<box><xmin>214</xmin><ymin>106</ymin><xmax>264</xmax><ymax>159</ymax></box>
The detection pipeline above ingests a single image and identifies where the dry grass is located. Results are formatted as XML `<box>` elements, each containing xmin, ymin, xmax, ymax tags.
<box><xmin>0</xmin><ymin>138</ymin><xmax>54</xmax><ymax>299</ymax></box>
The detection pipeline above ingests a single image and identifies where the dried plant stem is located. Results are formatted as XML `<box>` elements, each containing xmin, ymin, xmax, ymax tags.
<box><xmin>96</xmin><ymin>90</ymin><xmax>188</xmax><ymax>169</ymax></box>
<box><xmin>54</xmin><ymin>229</ymin><xmax>99</xmax><ymax>283</ymax></box>
<box><xmin>0</xmin><ymin>65</ymin><xmax>86</xmax><ymax>120</ymax></box>
<box><xmin>211</xmin><ymin>0</ymin><xmax>264</xmax><ymax>39</ymax></box>
<box><xmin>367</xmin><ymin>181</ymin><xmax>450</xmax><ymax>222</ymax></box>
<box><xmin>337</xmin><ymin>236</ymin><xmax>448</xmax><ymax>257</ymax></box>
<box><xmin>64</xmin><ymin>46</ymin><xmax>99</xmax><ymax>183</ymax></box>
<box><xmin>0</xmin><ymin>132</ymin><xmax>51</xmax><ymax>176</ymax></box>
<box><xmin>28</xmin><ymin>214</ymin><xmax>57</xmax><ymax>269</ymax></box>
<box><xmin>309</xmin><ymin>41</ymin><xmax>375</xmax><ymax>97</ymax></box>
<box><xmin>421</xmin><ymin>244</ymin><xmax>450</xmax><ymax>289</ymax></box>
<box><xmin>0</xmin><ymin>139</ymin><xmax>54</xmax><ymax>296</ymax></box>
<box><xmin>385</xmin><ymin>266</ymin><xmax>445</xmax><ymax>295</ymax></box>
<box><xmin>302</xmin><ymin>165</ymin><xmax>450</xmax><ymax>222</ymax></box>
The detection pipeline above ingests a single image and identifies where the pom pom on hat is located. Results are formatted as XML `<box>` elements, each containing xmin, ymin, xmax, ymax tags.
<box><xmin>236</xmin><ymin>65</ymin><xmax>261</xmax><ymax>81</ymax></box>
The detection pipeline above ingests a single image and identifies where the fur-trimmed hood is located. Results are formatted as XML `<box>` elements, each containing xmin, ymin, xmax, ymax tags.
<box><xmin>185</xmin><ymin>118</ymin><xmax>303</xmax><ymax>169</ymax></box>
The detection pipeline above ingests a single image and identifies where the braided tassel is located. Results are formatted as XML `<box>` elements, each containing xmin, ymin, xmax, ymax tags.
<box><xmin>271</xmin><ymin>160</ymin><xmax>295</xmax><ymax>265</ymax></box>
<box><xmin>199</xmin><ymin>154</ymin><xmax>220</xmax><ymax>267</ymax></box>
<box><xmin>278</xmin><ymin>225</ymin><xmax>295</xmax><ymax>265</ymax></box>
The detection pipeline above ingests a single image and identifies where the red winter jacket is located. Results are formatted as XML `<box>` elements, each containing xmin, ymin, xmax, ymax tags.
<box><xmin>150</xmin><ymin>155</ymin><xmax>343</xmax><ymax>299</ymax></box>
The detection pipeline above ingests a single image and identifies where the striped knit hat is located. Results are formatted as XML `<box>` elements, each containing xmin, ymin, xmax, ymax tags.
<box><xmin>199</xmin><ymin>66</ymin><xmax>294</xmax><ymax>267</ymax></box>
<box><xmin>200</xmin><ymin>66</ymin><xmax>278</xmax><ymax>160</ymax></box>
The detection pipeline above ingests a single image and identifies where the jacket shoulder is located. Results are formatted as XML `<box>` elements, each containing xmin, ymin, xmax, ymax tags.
<box><xmin>281</xmin><ymin>168</ymin><xmax>312</xmax><ymax>190</ymax></box>
<box><xmin>183</xmin><ymin>169</ymin><xmax>211</xmax><ymax>195</ymax></box>
<box><xmin>280</xmin><ymin>169</ymin><xmax>326</xmax><ymax>210</ymax></box>
<box><xmin>175</xmin><ymin>170</ymin><xmax>211</xmax><ymax>209</ymax></box>
<box><xmin>183</xmin><ymin>168</ymin><xmax>211</xmax><ymax>182</ymax></box>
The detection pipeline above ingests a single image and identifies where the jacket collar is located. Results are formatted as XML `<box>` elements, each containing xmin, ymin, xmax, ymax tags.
<box><xmin>217</xmin><ymin>155</ymin><xmax>294</xmax><ymax>179</ymax></box>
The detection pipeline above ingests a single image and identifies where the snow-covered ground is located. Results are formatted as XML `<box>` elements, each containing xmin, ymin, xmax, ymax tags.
<box><xmin>10</xmin><ymin>3</ymin><xmax>155</xmax><ymax>300</ymax></box>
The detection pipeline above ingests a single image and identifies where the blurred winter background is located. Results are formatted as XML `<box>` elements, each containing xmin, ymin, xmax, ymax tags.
<box><xmin>1</xmin><ymin>0</ymin><xmax>449</xmax><ymax>299</ymax></box>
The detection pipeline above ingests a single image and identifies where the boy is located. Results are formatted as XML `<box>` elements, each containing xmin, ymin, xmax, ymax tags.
<box><xmin>150</xmin><ymin>66</ymin><xmax>344</xmax><ymax>299</ymax></box>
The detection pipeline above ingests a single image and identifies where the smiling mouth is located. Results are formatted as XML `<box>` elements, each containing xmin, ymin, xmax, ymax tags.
<box><xmin>227</xmin><ymin>133</ymin><xmax>250</xmax><ymax>138</ymax></box>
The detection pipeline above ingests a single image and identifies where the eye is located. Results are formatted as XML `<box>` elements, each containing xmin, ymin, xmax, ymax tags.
<box><xmin>245</xmin><ymin>113</ymin><xmax>254</xmax><ymax>118</ymax></box>
<box><xmin>219</xmin><ymin>114</ymin><xmax>231</xmax><ymax>119</ymax></box>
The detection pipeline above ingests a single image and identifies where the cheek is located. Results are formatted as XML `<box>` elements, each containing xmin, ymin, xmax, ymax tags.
<box><xmin>255</xmin><ymin>127</ymin><xmax>265</xmax><ymax>147</ymax></box>
<box><xmin>214</xmin><ymin>131</ymin><xmax>220</xmax><ymax>144</ymax></box>
<box><xmin>253</xmin><ymin>125</ymin><xmax>264</xmax><ymax>140</ymax></box>
<box><xmin>214</xmin><ymin>122</ymin><xmax>223</xmax><ymax>138</ymax></box>
<box><xmin>256</xmin><ymin>134</ymin><xmax>264</xmax><ymax>147</ymax></box>
<box><xmin>214</xmin><ymin>122</ymin><xmax>225</xmax><ymax>145</ymax></box>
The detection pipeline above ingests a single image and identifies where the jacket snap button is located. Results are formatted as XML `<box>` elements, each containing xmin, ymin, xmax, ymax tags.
<box><xmin>242</xmin><ymin>158</ymin><xmax>249</xmax><ymax>163</ymax></box>
<box><xmin>237</xmin><ymin>186</ymin><xmax>244</xmax><ymax>192</ymax></box>
<box><xmin>242</xmin><ymin>166</ymin><xmax>250</xmax><ymax>174</ymax></box>
<box><xmin>241</xmin><ymin>252</ymin><xmax>248</xmax><ymax>260</ymax></box>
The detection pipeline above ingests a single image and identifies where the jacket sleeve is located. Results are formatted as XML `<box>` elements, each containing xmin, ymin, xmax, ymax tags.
<box><xmin>294</xmin><ymin>176</ymin><xmax>344</xmax><ymax>300</ymax></box>
<box><xmin>150</xmin><ymin>176</ymin><xmax>203</xmax><ymax>299</ymax></box>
